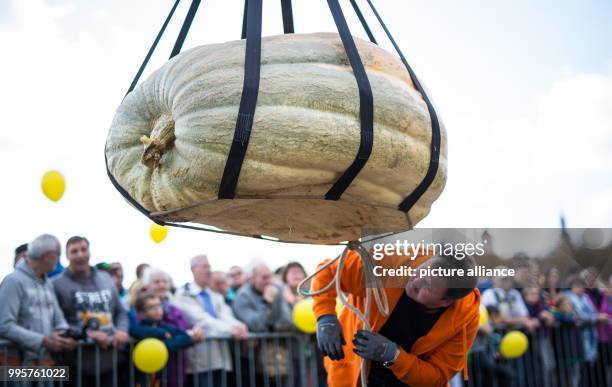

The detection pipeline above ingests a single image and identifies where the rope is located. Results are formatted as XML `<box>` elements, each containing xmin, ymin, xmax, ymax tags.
<box><xmin>298</xmin><ymin>240</ymin><xmax>389</xmax><ymax>387</ymax></box>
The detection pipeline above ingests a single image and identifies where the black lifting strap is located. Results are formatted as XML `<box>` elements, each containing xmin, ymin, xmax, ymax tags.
<box><xmin>241</xmin><ymin>0</ymin><xmax>248</xmax><ymax>39</ymax></box>
<box><xmin>170</xmin><ymin>0</ymin><xmax>202</xmax><ymax>59</ymax></box>
<box><xmin>111</xmin><ymin>0</ymin><xmax>184</xmax><ymax>224</ymax></box>
<box><xmin>349</xmin><ymin>0</ymin><xmax>377</xmax><ymax>44</ymax></box>
<box><xmin>218</xmin><ymin>0</ymin><xmax>263</xmax><ymax>199</ymax></box>
<box><xmin>365</xmin><ymin>0</ymin><xmax>441</xmax><ymax>213</ymax></box>
<box><xmin>243</xmin><ymin>0</ymin><xmax>292</xmax><ymax>39</ymax></box>
<box><xmin>125</xmin><ymin>0</ymin><xmax>181</xmax><ymax>96</ymax></box>
<box><xmin>281</xmin><ymin>0</ymin><xmax>294</xmax><ymax>33</ymax></box>
<box><xmin>325</xmin><ymin>0</ymin><xmax>374</xmax><ymax>201</ymax></box>
<box><xmin>111</xmin><ymin>0</ymin><xmax>204</xmax><ymax>223</ymax></box>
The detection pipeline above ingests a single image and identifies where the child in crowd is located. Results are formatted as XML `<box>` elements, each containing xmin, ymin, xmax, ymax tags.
<box><xmin>129</xmin><ymin>293</ymin><xmax>195</xmax><ymax>387</ymax></box>
<box><xmin>553</xmin><ymin>295</ymin><xmax>583</xmax><ymax>387</ymax></box>
<box><xmin>470</xmin><ymin>305</ymin><xmax>514</xmax><ymax>387</ymax></box>
<box><xmin>522</xmin><ymin>287</ymin><xmax>556</xmax><ymax>386</ymax></box>
<box><xmin>565</xmin><ymin>277</ymin><xmax>599</xmax><ymax>362</ymax></box>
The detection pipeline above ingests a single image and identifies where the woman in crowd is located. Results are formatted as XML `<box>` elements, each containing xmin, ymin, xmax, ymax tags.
<box><xmin>565</xmin><ymin>276</ymin><xmax>606</xmax><ymax>386</ymax></box>
<box><xmin>543</xmin><ymin>267</ymin><xmax>562</xmax><ymax>308</ymax></box>
<box><xmin>281</xmin><ymin>261</ymin><xmax>307</xmax><ymax>305</ymax></box>
<box><xmin>582</xmin><ymin>270</ymin><xmax>612</xmax><ymax>386</ymax></box>
<box><xmin>129</xmin><ymin>267</ymin><xmax>204</xmax><ymax>387</ymax></box>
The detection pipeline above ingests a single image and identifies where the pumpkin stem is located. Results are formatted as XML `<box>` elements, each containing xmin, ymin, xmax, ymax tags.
<box><xmin>140</xmin><ymin>113</ymin><xmax>175</xmax><ymax>168</ymax></box>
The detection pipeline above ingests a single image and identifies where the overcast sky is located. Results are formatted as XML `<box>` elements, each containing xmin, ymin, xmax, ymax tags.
<box><xmin>1</xmin><ymin>0</ymin><xmax>611</xmax><ymax>285</ymax></box>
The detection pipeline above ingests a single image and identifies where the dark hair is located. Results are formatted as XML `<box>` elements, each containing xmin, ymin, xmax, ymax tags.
<box><xmin>281</xmin><ymin>262</ymin><xmax>307</xmax><ymax>284</ymax></box>
<box><xmin>486</xmin><ymin>305</ymin><xmax>500</xmax><ymax>316</ymax></box>
<box><xmin>274</xmin><ymin>266</ymin><xmax>285</xmax><ymax>275</ymax></box>
<box><xmin>555</xmin><ymin>295</ymin><xmax>571</xmax><ymax>308</ymax></box>
<box><xmin>135</xmin><ymin>292</ymin><xmax>159</xmax><ymax>313</ymax></box>
<box><xmin>567</xmin><ymin>275</ymin><xmax>586</xmax><ymax>289</ymax></box>
<box><xmin>430</xmin><ymin>255</ymin><xmax>478</xmax><ymax>300</ymax></box>
<box><xmin>66</xmin><ymin>236</ymin><xmax>89</xmax><ymax>249</ymax></box>
<box><xmin>136</xmin><ymin>263</ymin><xmax>150</xmax><ymax>279</ymax></box>
<box><xmin>14</xmin><ymin>243</ymin><xmax>28</xmax><ymax>257</ymax></box>
<box><xmin>512</xmin><ymin>254</ymin><xmax>531</xmax><ymax>269</ymax></box>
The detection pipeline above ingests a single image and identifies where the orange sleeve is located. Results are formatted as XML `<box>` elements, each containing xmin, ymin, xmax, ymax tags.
<box><xmin>389</xmin><ymin>311</ymin><xmax>480</xmax><ymax>387</ymax></box>
<box><xmin>311</xmin><ymin>250</ymin><xmax>367</xmax><ymax>319</ymax></box>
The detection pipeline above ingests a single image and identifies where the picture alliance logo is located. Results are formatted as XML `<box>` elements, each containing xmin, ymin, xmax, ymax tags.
<box><xmin>371</xmin><ymin>240</ymin><xmax>487</xmax><ymax>261</ymax></box>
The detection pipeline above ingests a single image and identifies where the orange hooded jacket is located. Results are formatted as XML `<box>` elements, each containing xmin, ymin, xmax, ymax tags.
<box><xmin>311</xmin><ymin>250</ymin><xmax>480</xmax><ymax>387</ymax></box>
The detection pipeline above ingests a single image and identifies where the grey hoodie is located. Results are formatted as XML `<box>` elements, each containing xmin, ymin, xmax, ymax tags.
<box><xmin>52</xmin><ymin>266</ymin><xmax>128</xmax><ymax>334</ymax></box>
<box><xmin>0</xmin><ymin>259</ymin><xmax>68</xmax><ymax>360</ymax></box>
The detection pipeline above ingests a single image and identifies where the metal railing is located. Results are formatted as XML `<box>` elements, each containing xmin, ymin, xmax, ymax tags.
<box><xmin>2</xmin><ymin>325</ymin><xmax>610</xmax><ymax>387</ymax></box>
<box><xmin>466</xmin><ymin>323</ymin><xmax>612</xmax><ymax>387</ymax></box>
<box><xmin>0</xmin><ymin>333</ymin><xmax>326</xmax><ymax>387</ymax></box>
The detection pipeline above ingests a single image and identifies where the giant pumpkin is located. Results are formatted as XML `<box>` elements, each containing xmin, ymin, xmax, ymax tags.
<box><xmin>105</xmin><ymin>32</ymin><xmax>447</xmax><ymax>244</ymax></box>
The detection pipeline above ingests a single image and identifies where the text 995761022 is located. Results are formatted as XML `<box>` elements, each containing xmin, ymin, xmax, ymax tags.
<box><xmin>0</xmin><ymin>366</ymin><xmax>69</xmax><ymax>382</ymax></box>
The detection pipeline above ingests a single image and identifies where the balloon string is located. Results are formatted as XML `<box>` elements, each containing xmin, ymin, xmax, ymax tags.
<box><xmin>298</xmin><ymin>241</ymin><xmax>389</xmax><ymax>387</ymax></box>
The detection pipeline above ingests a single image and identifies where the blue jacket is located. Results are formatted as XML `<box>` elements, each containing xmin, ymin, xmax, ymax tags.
<box><xmin>129</xmin><ymin>318</ymin><xmax>193</xmax><ymax>352</ymax></box>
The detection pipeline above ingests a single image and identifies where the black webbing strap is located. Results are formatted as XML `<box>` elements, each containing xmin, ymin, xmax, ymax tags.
<box><xmin>280</xmin><ymin>0</ymin><xmax>294</xmax><ymax>33</ymax></box>
<box><xmin>170</xmin><ymin>0</ymin><xmax>202</xmax><ymax>59</ymax></box>
<box><xmin>325</xmin><ymin>0</ymin><xmax>374</xmax><ymax>201</ymax></box>
<box><xmin>241</xmin><ymin>0</ymin><xmax>248</xmax><ymax>39</ymax></box>
<box><xmin>349</xmin><ymin>0</ymin><xmax>377</xmax><ymax>44</ymax></box>
<box><xmin>125</xmin><ymin>0</ymin><xmax>181</xmax><ymax>96</ymax></box>
<box><xmin>218</xmin><ymin>0</ymin><xmax>263</xmax><ymax>199</ymax></box>
<box><xmin>114</xmin><ymin>0</ymin><xmax>185</xmax><ymax>223</ymax></box>
<box><xmin>366</xmin><ymin>0</ymin><xmax>441</xmax><ymax>213</ymax></box>
<box><xmin>104</xmin><ymin>152</ymin><xmax>160</xmax><ymax>222</ymax></box>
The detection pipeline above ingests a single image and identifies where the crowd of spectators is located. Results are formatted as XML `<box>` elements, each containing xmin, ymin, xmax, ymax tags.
<box><xmin>1</xmin><ymin>234</ymin><xmax>311</xmax><ymax>387</ymax></box>
<box><xmin>2</xmin><ymin>234</ymin><xmax>611</xmax><ymax>387</ymax></box>
<box><xmin>473</xmin><ymin>259</ymin><xmax>612</xmax><ymax>387</ymax></box>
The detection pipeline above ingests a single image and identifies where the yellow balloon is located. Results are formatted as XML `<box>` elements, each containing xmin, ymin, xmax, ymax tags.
<box><xmin>479</xmin><ymin>304</ymin><xmax>488</xmax><ymax>326</ymax></box>
<box><xmin>41</xmin><ymin>170</ymin><xmax>65</xmax><ymax>202</ymax></box>
<box><xmin>133</xmin><ymin>338</ymin><xmax>168</xmax><ymax>374</ymax></box>
<box><xmin>150</xmin><ymin>223</ymin><xmax>168</xmax><ymax>243</ymax></box>
<box><xmin>292</xmin><ymin>298</ymin><xmax>317</xmax><ymax>334</ymax></box>
<box><xmin>500</xmin><ymin>331</ymin><xmax>528</xmax><ymax>359</ymax></box>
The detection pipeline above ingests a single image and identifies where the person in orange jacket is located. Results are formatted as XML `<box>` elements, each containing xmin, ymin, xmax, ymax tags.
<box><xmin>312</xmin><ymin>250</ymin><xmax>480</xmax><ymax>387</ymax></box>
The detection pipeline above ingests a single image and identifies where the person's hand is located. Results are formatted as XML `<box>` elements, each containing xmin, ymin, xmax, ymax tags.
<box><xmin>42</xmin><ymin>332</ymin><xmax>75</xmax><ymax>352</ymax></box>
<box><xmin>479</xmin><ymin>323</ymin><xmax>492</xmax><ymax>335</ymax></box>
<box><xmin>112</xmin><ymin>330</ymin><xmax>130</xmax><ymax>348</ymax></box>
<box><xmin>524</xmin><ymin>318</ymin><xmax>540</xmax><ymax>332</ymax></box>
<box><xmin>263</xmin><ymin>285</ymin><xmax>279</xmax><ymax>303</ymax></box>
<box><xmin>316</xmin><ymin>315</ymin><xmax>345</xmax><ymax>360</ymax></box>
<box><xmin>87</xmin><ymin>330</ymin><xmax>110</xmax><ymax>349</ymax></box>
<box><xmin>283</xmin><ymin>286</ymin><xmax>296</xmax><ymax>305</ymax></box>
<box><xmin>231</xmin><ymin>323</ymin><xmax>249</xmax><ymax>340</ymax></box>
<box><xmin>352</xmin><ymin>330</ymin><xmax>398</xmax><ymax>363</ymax></box>
<box><xmin>540</xmin><ymin>311</ymin><xmax>555</xmax><ymax>327</ymax></box>
<box><xmin>597</xmin><ymin>313</ymin><xmax>609</xmax><ymax>323</ymax></box>
<box><xmin>187</xmin><ymin>327</ymin><xmax>205</xmax><ymax>342</ymax></box>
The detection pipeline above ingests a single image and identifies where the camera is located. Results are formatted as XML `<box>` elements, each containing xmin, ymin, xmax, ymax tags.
<box><xmin>61</xmin><ymin>317</ymin><xmax>102</xmax><ymax>340</ymax></box>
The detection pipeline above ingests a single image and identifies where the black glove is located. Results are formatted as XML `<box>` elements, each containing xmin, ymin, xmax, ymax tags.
<box><xmin>352</xmin><ymin>330</ymin><xmax>398</xmax><ymax>363</ymax></box>
<box><xmin>316</xmin><ymin>314</ymin><xmax>346</xmax><ymax>360</ymax></box>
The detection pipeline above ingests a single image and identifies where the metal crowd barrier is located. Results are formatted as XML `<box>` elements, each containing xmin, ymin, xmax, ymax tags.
<box><xmin>0</xmin><ymin>333</ymin><xmax>326</xmax><ymax>387</ymax></box>
<box><xmin>3</xmin><ymin>325</ymin><xmax>609</xmax><ymax>387</ymax></box>
<box><xmin>466</xmin><ymin>323</ymin><xmax>612</xmax><ymax>387</ymax></box>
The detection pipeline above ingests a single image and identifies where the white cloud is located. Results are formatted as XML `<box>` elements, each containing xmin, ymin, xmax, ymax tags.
<box><xmin>424</xmin><ymin>64</ymin><xmax>612</xmax><ymax>228</ymax></box>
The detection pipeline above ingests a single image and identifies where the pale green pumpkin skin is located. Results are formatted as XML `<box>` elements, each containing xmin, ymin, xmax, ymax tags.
<box><xmin>105</xmin><ymin>32</ymin><xmax>447</xmax><ymax>244</ymax></box>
